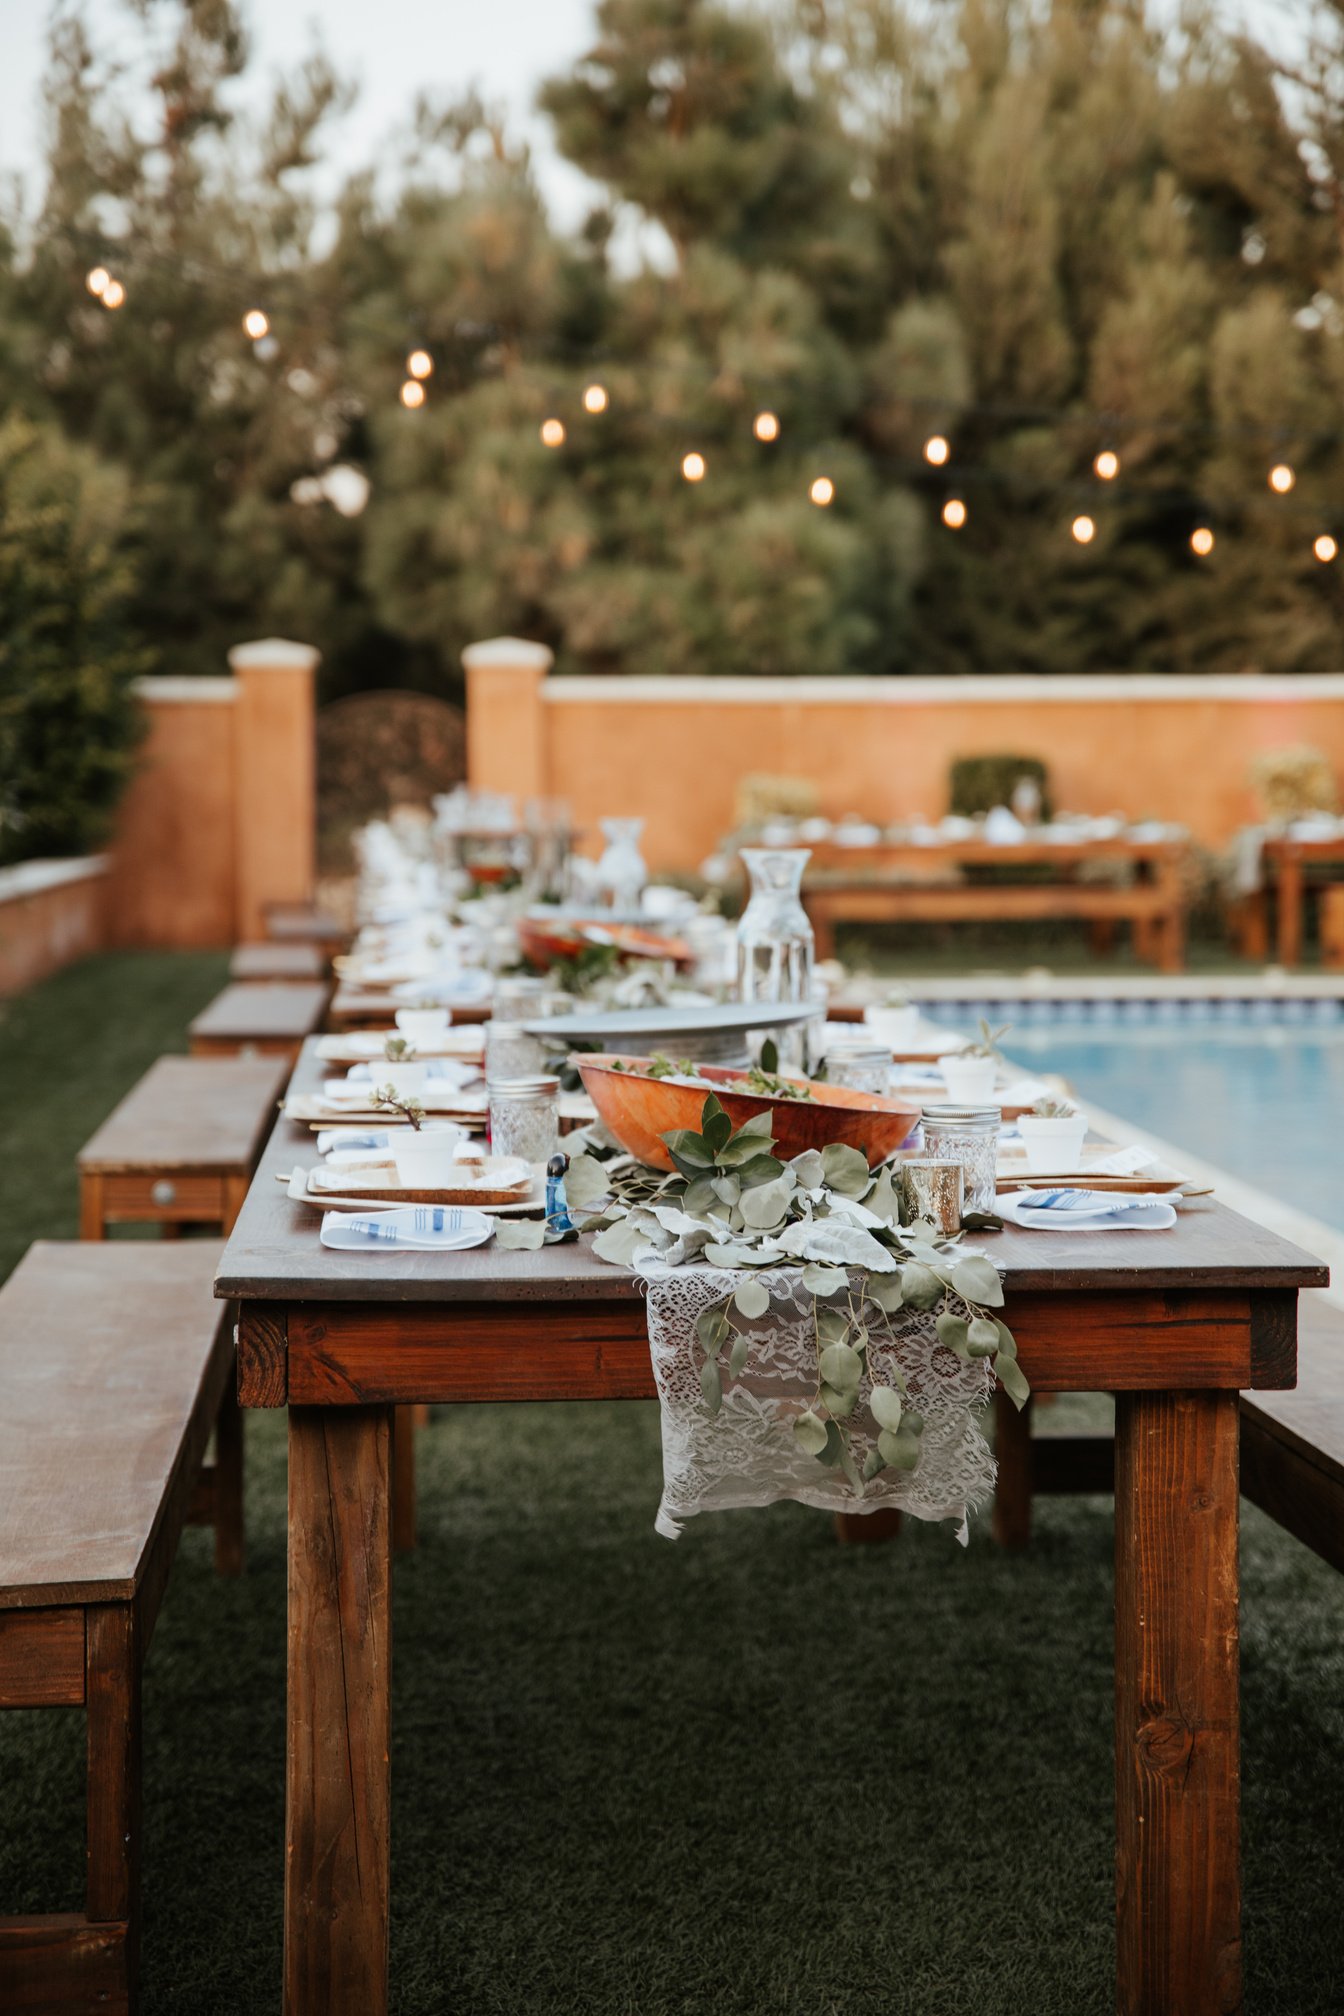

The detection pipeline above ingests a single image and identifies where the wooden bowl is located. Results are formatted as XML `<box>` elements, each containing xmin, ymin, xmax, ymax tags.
<box><xmin>517</xmin><ymin>917</ymin><xmax>694</xmax><ymax>972</ymax></box>
<box><xmin>575</xmin><ymin>1056</ymin><xmax>921</xmax><ymax>1173</ymax></box>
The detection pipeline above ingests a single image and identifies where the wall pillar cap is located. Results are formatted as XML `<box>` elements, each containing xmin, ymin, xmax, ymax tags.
<box><xmin>227</xmin><ymin>637</ymin><xmax>321</xmax><ymax>674</ymax></box>
<box><xmin>461</xmin><ymin>636</ymin><xmax>554</xmax><ymax>674</ymax></box>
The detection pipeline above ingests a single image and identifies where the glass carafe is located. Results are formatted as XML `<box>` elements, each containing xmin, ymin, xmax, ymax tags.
<box><xmin>735</xmin><ymin>849</ymin><xmax>814</xmax><ymax>1045</ymax></box>
<box><xmin>596</xmin><ymin>818</ymin><xmax>647</xmax><ymax>910</ymax></box>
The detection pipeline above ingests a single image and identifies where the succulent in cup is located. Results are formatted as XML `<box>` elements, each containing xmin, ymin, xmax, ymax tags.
<box><xmin>1030</xmin><ymin>1096</ymin><xmax>1077</xmax><ymax>1119</ymax></box>
<box><xmin>965</xmin><ymin>1019</ymin><xmax>1011</xmax><ymax>1061</ymax></box>
<box><xmin>383</xmin><ymin>1034</ymin><xmax>417</xmax><ymax>1062</ymax></box>
<box><xmin>373</xmin><ymin>1087</ymin><xmax>425</xmax><ymax>1130</ymax></box>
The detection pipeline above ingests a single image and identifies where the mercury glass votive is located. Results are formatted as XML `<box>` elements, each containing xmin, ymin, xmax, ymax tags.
<box><xmin>898</xmin><ymin>1159</ymin><xmax>964</xmax><ymax>1235</ymax></box>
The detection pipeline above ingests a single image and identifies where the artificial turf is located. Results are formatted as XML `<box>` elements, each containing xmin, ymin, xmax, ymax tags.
<box><xmin>1</xmin><ymin>952</ymin><xmax>1342</xmax><ymax>2015</ymax></box>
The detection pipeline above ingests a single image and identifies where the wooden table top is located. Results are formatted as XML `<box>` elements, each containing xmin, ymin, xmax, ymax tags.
<box><xmin>0</xmin><ymin>1242</ymin><xmax>229</xmax><ymax>1607</ymax></box>
<box><xmin>189</xmin><ymin>981</ymin><xmax>329</xmax><ymax>1042</ymax></box>
<box><xmin>327</xmin><ymin>983</ymin><xmax>491</xmax><ymax>1027</ymax></box>
<box><xmin>79</xmin><ymin>1053</ymin><xmax>290</xmax><ymax>1174</ymax></box>
<box><xmin>1261</xmin><ymin>833</ymin><xmax>1344</xmax><ymax>861</ymax></box>
<box><xmin>803</xmin><ymin>835</ymin><xmax>1186</xmax><ymax>869</ymax></box>
<box><xmin>230</xmin><ymin>942</ymin><xmax>329</xmax><ymax>982</ymax></box>
<box><xmin>216</xmin><ymin>1041</ymin><xmax>1329</xmax><ymax>1307</ymax></box>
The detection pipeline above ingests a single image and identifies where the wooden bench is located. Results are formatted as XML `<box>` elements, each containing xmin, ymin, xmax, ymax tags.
<box><xmin>0</xmin><ymin>1242</ymin><xmax>242</xmax><ymax>2016</ymax></box>
<box><xmin>262</xmin><ymin>901</ymin><xmax>347</xmax><ymax>949</ymax></box>
<box><xmin>991</xmin><ymin>1293</ymin><xmax>1343</xmax><ymax>1566</ymax></box>
<box><xmin>187</xmin><ymin>980</ymin><xmax>328</xmax><ymax>1064</ymax></box>
<box><xmin>229</xmin><ymin>941</ymin><xmax>329</xmax><ymax>984</ymax></box>
<box><xmin>78</xmin><ymin>1054</ymin><xmax>288</xmax><ymax>1240</ymax></box>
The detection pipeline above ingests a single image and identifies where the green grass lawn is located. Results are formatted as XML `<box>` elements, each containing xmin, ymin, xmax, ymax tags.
<box><xmin>2</xmin><ymin>953</ymin><xmax>1342</xmax><ymax>2014</ymax></box>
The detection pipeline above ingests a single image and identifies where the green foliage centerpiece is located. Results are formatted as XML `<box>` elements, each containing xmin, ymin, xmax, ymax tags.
<box><xmin>568</xmin><ymin>1093</ymin><xmax>1026</xmax><ymax>1522</ymax></box>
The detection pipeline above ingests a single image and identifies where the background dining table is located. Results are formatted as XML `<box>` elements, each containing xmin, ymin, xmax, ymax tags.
<box><xmin>216</xmin><ymin>1039</ymin><xmax>1328</xmax><ymax>2016</ymax></box>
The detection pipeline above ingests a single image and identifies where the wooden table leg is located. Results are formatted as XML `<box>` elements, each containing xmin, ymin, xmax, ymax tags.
<box><xmin>85</xmin><ymin>1603</ymin><xmax>140</xmax><ymax>1997</ymax></box>
<box><xmin>391</xmin><ymin>1405</ymin><xmax>417</xmax><ymax>1553</ymax></box>
<box><xmin>1114</xmin><ymin>1389</ymin><xmax>1241</xmax><ymax>2016</ymax></box>
<box><xmin>213</xmin><ymin>1376</ymin><xmax>245</xmax><ymax>1577</ymax></box>
<box><xmin>78</xmin><ymin>1174</ymin><xmax>105</xmax><ymax>1242</ymax></box>
<box><xmin>992</xmin><ymin>1390</ymin><xmax>1033</xmax><ymax>1548</ymax></box>
<box><xmin>286</xmin><ymin>1406</ymin><xmax>391</xmax><ymax>2016</ymax></box>
<box><xmin>1276</xmin><ymin>854</ymin><xmax>1303</xmax><ymax>968</ymax></box>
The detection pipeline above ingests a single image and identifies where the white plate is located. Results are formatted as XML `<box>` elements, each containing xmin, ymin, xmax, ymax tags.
<box><xmin>319</xmin><ymin>1205</ymin><xmax>495</xmax><ymax>1251</ymax></box>
<box><xmin>286</xmin><ymin>1167</ymin><xmax>545</xmax><ymax>1216</ymax></box>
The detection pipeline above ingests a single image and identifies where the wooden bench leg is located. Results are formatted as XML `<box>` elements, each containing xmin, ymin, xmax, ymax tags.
<box><xmin>992</xmin><ymin>1390</ymin><xmax>1033</xmax><ymax>1547</ymax></box>
<box><xmin>85</xmin><ymin>1604</ymin><xmax>141</xmax><ymax>2004</ymax></box>
<box><xmin>391</xmin><ymin>1405</ymin><xmax>417</xmax><ymax>1553</ymax></box>
<box><xmin>214</xmin><ymin>1378</ymin><xmax>245</xmax><ymax>1577</ymax></box>
<box><xmin>79</xmin><ymin>1174</ymin><xmax>106</xmax><ymax>1242</ymax></box>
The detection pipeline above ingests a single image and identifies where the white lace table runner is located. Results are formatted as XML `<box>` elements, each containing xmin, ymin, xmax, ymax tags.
<box><xmin>638</xmin><ymin>1263</ymin><xmax>996</xmax><ymax>1541</ymax></box>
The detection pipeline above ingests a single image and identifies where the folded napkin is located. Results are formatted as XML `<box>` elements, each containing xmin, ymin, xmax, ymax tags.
<box><xmin>391</xmin><ymin>970</ymin><xmax>493</xmax><ymax>1004</ymax></box>
<box><xmin>347</xmin><ymin>1059</ymin><xmax>477</xmax><ymax>1089</ymax></box>
<box><xmin>314</xmin><ymin>1122</ymin><xmax>463</xmax><ymax>1155</ymax></box>
<box><xmin>998</xmin><ymin>1188</ymin><xmax>1177</xmax><ymax>1231</ymax></box>
<box><xmin>319</xmin><ymin>1205</ymin><xmax>494</xmax><ymax>1251</ymax></box>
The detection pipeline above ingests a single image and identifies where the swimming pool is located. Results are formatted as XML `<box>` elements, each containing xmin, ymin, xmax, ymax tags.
<box><xmin>935</xmin><ymin>999</ymin><xmax>1344</xmax><ymax>1235</ymax></box>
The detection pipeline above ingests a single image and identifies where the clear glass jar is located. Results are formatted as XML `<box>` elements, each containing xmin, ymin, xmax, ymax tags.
<box><xmin>494</xmin><ymin>975</ymin><xmax>549</xmax><ymax>1021</ymax></box>
<box><xmin>736</xmin><ymin>848</ymin><xmax>814</xmax><ymax>1069</ymax></box>
<box><xmin>919</xmin><ymin>1105</ymin><xmax>1001</xmax><ymax>1215</ymax></box>
<box><xmin>488</xmin><ymin>1075</ymin><xmax>560</xmax><ymax>1164</ymax></box>
<box><xmin>825</xmin><ymin>1041</ymin><xmax>891</xmax><ymax>1096</ymax></box>
<box><xmin>596</xmin><ymin>818</ymin><xmax>648</xmax><ymax>909</ymax></box>
<box><xmin>485</xmin><ymin>1020</ymin><xmax>548</xmax><ymax>1081</ymax></box>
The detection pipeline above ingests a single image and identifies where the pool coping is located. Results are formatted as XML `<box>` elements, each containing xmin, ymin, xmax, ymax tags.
<box><xmin>852</xmin><ymin>972</ymin><xmax>1344</xmax><ymax>1003</ymax></box>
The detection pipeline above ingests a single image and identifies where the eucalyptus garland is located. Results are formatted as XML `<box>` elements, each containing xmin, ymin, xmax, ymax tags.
<box><xmin>565</xmin><ymin>1094</ymin><xmax>1029</xmax><ymax>1500</ymax></box>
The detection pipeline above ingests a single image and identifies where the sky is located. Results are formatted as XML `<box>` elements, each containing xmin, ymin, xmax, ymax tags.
<box><xmin>0</xmin><ymin>0</ymin><xmax>606</xmax><ymax>229</ymax></box>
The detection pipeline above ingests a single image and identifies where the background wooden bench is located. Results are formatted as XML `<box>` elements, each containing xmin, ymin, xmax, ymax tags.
<box><xmin>0</xmin><ymin>1242</ymin><xmax>241</xmax><ymax>2016</ymax></box>
<box><xmin>187</xmin><ymin>981</ymin><xmax>328</xmax><ymax>1065</ymax></box>
<box><xmin>78</xmin><ymin>1054</ymin><xmax>289</xmax><ymax>1240</ymax></box>
<box><xmin>229</xmin><ymin>941</ymin><xmax>329</xmax><ymax>984</ymax></box>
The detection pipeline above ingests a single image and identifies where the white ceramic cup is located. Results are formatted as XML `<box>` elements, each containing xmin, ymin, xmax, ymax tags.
<box><xmin>1015</xmin><ymin>1113</ymin><xmax>1089</xmax><ymax>1174</ymax></box>
<box><xmin>372</xmin><ymin>1061</ymin><xmax>428</xmax><ymax>1101</ymax></box>
<box><xmin>937</xmin><ymin>1053</ymin><xmax>999</xmax><ymax>1102</ymax></box>
<box><xmin>391</xmin><ymin>1127</ymin><xmax>469</xmax><ymax>1188</ymax></box>
<box><xmin>395</xmin><ymin>1008</ymin><xmax>451</xmax><ymax>1043</ymax></box>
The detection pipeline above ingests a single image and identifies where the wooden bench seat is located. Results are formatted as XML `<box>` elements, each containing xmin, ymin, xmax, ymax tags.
<box><xmin>990</xmin><ymin>1292</ymin><xmax>1342</xmax><ymax>1565</ymax></box>
<box><xmin>229</xmin><ymin>941</ymin><xmax>329</xmax><ymax>984</ymax></box>
<box><xmin>0</xmin><ymin>1242</ymin><xmax>242</xmax><ymax>2016</ymax></box>
<box><xmin>187</xmin><ymin>980</ymin><xmax>328</xmax><ymax>1064</ymax></box>
<box><xmin>805</xmin><ymin>879</ymin><xmax>1186</xmax><ymax>970</ymax></box>
<box><xmin>78</xmin><ymin>1054</ymin><xmax>288</xmax><ymax>1240</ymax></box>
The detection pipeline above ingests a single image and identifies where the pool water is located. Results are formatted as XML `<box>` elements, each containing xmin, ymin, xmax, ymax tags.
<box><xmin>936</xmin><ymin>1001</ymin><xmax>1344</xmax><ymax>1235</ymax></box>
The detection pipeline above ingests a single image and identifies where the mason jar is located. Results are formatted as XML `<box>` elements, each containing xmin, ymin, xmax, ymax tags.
<box><xmin>485</xmin><ymin>1020</ymin><xmax>548</xmax><ymax>1082</ymax></box>
<box><xmin>825</xmin><ymin>1040</ymin><xmax>891</xmax><ymax>1097</ymax></box>
<box><xmin>918</xmin><ymin>1105</ymin><xmax>1001</xmax><ymax>1215</ymax></box>
<box><xmin>488</xmin><ymin>1075</ymin><xmax>561</xmax><ymax>1165</ymax></box>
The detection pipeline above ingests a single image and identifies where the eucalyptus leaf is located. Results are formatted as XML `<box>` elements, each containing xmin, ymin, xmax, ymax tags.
<box><xmin>734</xmin><ymin>1154</ymin><xmax>786</xmax><ymax>1186</ymax></box>
<box><xmin>699</xmin><ymin>1356</ymin><xmax>722</xmax><ymax>1416</ymax></box>
<box><xmin>493</xmin><ymin>1219</ymin><xmax>546</xmax><ymax>1250</ymax></box>
<box><xmin>816</xmin><ymin>1307</ymin><xmax>851</xmax><ymax>1346</ymax></box>
<box><xmin>878</xmin><ymin>1427</ymin><xmax>922</xmax><ymax>1472</ymax></box>
<box><xmin>711</xmin><ymin>1174</ymin><xmax>742</xmax><ymax>1207</ymax></box>
<box><xmin>793</xmin><ymin>1408</ymin><xmax>829</xmax><ymax>1457</ymax></box>
<box><xmin>935</xmin><ymin>1311</ymin><xmax>970</xmax><ymax>1354</ymax></box>
<box><xmin>733</xmin><ymin>1277</ymin><xmax>770</xmax><ymax>1320</ymax></box>
<box><xmin>703</xmin><ymin>1107</ymin><xmax>733</xmax><ymax>1154</ymax></box>
<box><xmin>967</xmin><ymin>1316</ymin><xmax>1000</xmax><ymax>1358</ymax></box>
<box><xmin>682</xmin><ymin>1176</ymin><xmax>720</xmax><ymax>1215</ymax></box>
<box><xmin>703</xmin><ymin>1240</ymin><xmax>780</xmax><ymax>1268</ymax></box>
<box><xmin>862</xmin><ymin>1447</ymin><xmax>886</xmax><ymax>1482</ymax></box>
<box><xmin>996</xmin><ymin>1352</ymin><xmax>1031</xmax><ymax>1409</ymax></box>
<box><xmin>817</xmin><ymin>1420</ymin><xmax>846</xmax><ymax>1467</ymax></box>
<box><xmin>821</xmin><ymin>1381</ymin><xmax>858</xmax><ymax>1419</ymax></box>
<box><xmin>728</xmin><ymin>1329</ymin><xmax>751</xmax><ymax>1378</ymax></box>
<box><xmin>662</xmin><ymin>1128</ymin><xmax>715</xmax><ymax>1168</ymax></box>
<box><xmin>821</xmin><ymin>1142</ymin><xmax>872</xmax><ymax>1197</ymax></box>
<box><xmin>870</xmin><ymin>1385</ymin><xmax>904</xmax><ymax>1433</ymax></box>
<box><xmin>839</xmin><ymin>1443</ymin><xmax>864</xmax><ymax>1496</ymax></box>
<box><xmin>900</xmin><ymin>1261</ymin><xmax>942</xmax><ymax>1309</ymax></box>
<box><xmin>866</xmin><ymin>1276</ymin><xmax>905</xmax><ymax>1313</ymax></box>
<box><xmin>695</xmin><ymin>1306</ymin><xmax>729</xmax><ymax>1356</ymax></box>
<box><xmin>802</xmin><ymin>1263</ymin><xmax>849</xmax><ymax>1297</ymax></box>
<box><xmin>951</xmin><ymin>1255</ymin><xmax>1005</xmax><ymax>1309</ymax></box>
<box><xmin>561</xmin><ymin>1153</ymin><xmax>610</xmax><ymax>1209</ymax></box>
<box><xmin>994</xmin><ymin>1319</ymin><xmax>1018</xmax><ymax>1359</ymax></box>
<box><xmin>739</xmin><ymin>1173</ymin><xmax>796</xmax><ymax>1230</ymax></box>
<box><xmin>592</xmin><ymin>1217</ymin><xmax>649</xmax><ymax>1267</ymax></box>
<box><xmin>819</xmin><ymin>1341</ymin><xmax>863</xmax><ymax>1391</ymax></box>
<box><xmin>778</xmin><ymin>1219</ymin><xmax>896</xmax><ymax>1272</ymax></box>
<box><xmin>789</xmin><ymin>1149</ymin><xmax>825</xmax><ymax>1189</ymax></box>
<box><xmin>863</xmin><ymin>1167</ymin><xmax>903</xmax><ymax>1226</ymax></box>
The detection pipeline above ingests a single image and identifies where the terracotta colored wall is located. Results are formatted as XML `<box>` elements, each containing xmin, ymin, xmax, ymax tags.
<box><xmin>463</xmin><ymin>654</ymin><xmax>1344</xmax><ymax>869</ymax></box>
<box><xmin>106</xmin><ymin>641</ymin><xmax>318</xmax><ymax>949</ymax></box>
<box><xmin>107</xmin><ymin>679</ymin><xmax>237</xmax><ymax>946</ymax></box>
<box><xmin>0</xmin><ymin>859</ymin><xmax>107</xmax><ymax>996</ymax></box>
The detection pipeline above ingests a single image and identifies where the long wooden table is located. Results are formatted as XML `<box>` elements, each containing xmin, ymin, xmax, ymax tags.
<box><xmin>800</xmin><ymin>836</ymin><xmax>1189</xmax><ymax>971</ymax></box>
<box><xmin>216</xmin><ymin>1041</ymin><xmax>1327</xmax><ymax>2016</ymax></box>
<box><xmin>1261</xmin><ymin>833</ymin><xmax>1344</xmax><ymax>967</ymax></box>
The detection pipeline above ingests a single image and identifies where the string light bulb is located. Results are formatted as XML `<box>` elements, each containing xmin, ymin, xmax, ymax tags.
<box><xmin>1071</xmin><ymin>514</ymin><xmax>1096</xmax><ymax>545</ymax></box>
<box><xmin>753</xmin><ymin>410</ymin><xmax>780</xmax><ymax>443</ymax></box>
<box><xmin>1093</xmin><ymin>449</ymin><xmax>1120</xmax><ymax>481</ymax></box>
<box><xmin>682</xmin><ymin>451</ymin><xmax>707</xmax><ymax>483</ymax></box>
<box><xmin>540</xmin><ymin>417</ymin><xmax>566</xmax><ymax>448</ymax></box>
<box><xmin>399</xmin><ymin>379</ymin><xmax>425</xmax><ymax>409</ymax></box>
<box><xmin>809</xmin><ymin>476</ymin><xmax>835</xmax><ymax>507</ymax></box>
<box><xmin>100</xmin><ymin>278</ymin><xmax>125</xmax><ymax>310</ymax></box>
<box><xmin>923</xmin><ymin>434</ymin><xmax>950</xmax><ymax>466</ymax></box>
<box><xmin>1269</xmin><ymin>462</ymin><xmax>1296</xmax><ymax>494</ymax></box>
<box><xmin>243</xmin><ymin>309</ymin><xmax>269</xmax><ymax>340</ymax></box>
<box><xmin>1314</xmin><ymin>533</ymin><xmax>1338</xmax><ymax>563</ymax></box>
<box><xmin>582</xmin><ymin>382</ymin><xmax>608</xmax><ymax>414</ymax></box>
<box><xmin>85</xmin><ymin>266</ymin><xmax>110</xmax><ymax>297</ymax></box>
<box><xmin>407</xmin><ymin>349</ymin><xmax>433</xmax><ymax>380</ymax></box>
<box><xmin>942</xmin><ymin>497</ymin><xmax>967</xmax><ymax>529</ymax></box>
<box><xmin>1190</xmin><ymin>526</ymin><xmax>1215</xmax><ymax>557</ymax></box>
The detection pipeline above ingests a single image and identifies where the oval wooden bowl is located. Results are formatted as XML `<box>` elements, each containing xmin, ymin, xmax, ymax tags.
<box><xmin>518</xmin><ymin>918</ymin><xmax>695</xmax><ymax>972</ymax></box>
<box><xmin>575</xmin><ymin>1056</ymin><xmax>921</xmax><ymax>1173</ymax></box>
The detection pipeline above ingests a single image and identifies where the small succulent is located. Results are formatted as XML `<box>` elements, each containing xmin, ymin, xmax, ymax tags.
<box><xmin>383</xmin><ymin>1034</ymin><xmax>417</xmax><ymax>1062</ymax></box>
<box><xmin>965</xmin><ymin>1018</ymin><xmax>1012</xmax><ymax>1061</ymax></box>
<box><xmin>373</xmin><ymin>1087</ymin><xmax>425</xmax><ymax>1130</ymax></box>
<box><xmin>1030</xmin><ymin>1096</ymin><xmax>1077</xmax><ymax>1119</ymax></box>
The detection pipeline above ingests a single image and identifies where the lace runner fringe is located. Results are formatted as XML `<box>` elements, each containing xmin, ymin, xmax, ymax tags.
<box><xmin>638</xmin><ymin>1263</ymin><xmax>996</xmax><ymax>1542</ymax></box>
